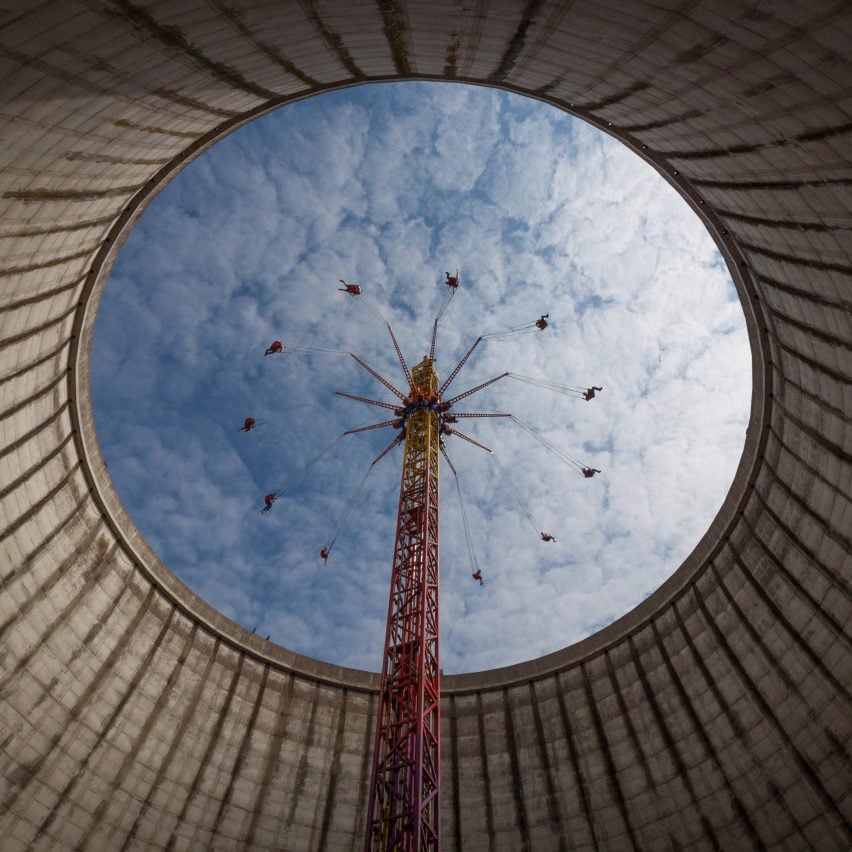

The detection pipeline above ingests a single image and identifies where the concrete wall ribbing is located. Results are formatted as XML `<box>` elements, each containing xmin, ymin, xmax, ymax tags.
<box><xmin>0</xmin><ymin>1</ymin><xmax>849</xmax><ymax>849</ymax></box>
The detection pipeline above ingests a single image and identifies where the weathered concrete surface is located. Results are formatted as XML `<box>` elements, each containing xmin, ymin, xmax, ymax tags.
<box><xmin>0</xmin><ymin>1</ymin><xmax>849</xmax><ymax>849</ymax></box>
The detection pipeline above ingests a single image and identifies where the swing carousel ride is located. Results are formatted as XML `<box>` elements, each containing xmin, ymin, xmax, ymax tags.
<box><xmin>237</xmin><ymin>272</ymin><xmax>602</xmax><ymax>851</ymax></box>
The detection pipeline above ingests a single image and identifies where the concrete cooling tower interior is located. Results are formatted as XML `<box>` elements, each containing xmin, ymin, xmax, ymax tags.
<box><xmin>0</xmin><ymin>1</ymin><xmax>849</xmax><ymax>849</ymax></box>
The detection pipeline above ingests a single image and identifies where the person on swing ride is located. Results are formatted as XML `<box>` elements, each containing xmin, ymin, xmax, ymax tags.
<box><xmin>239</xmin><ymin>417</ymin><xmax>256</xmax><ymax>432</ymax></box>
<box><xmin>535</xmin><ymin>314</ymin><xmax>549</xmax><ymax>330</ymax></box>
<box><xmin>472</xmin><ymin>569</ymin><xmax>484</xmax><ymax>586</ymax></box>
<box><xmin>583</xmin><ymin>385</ymin><xmax>603</xmax><ymax>401</ymax></box>
<box><xmin>582</xmin><ymin>467</ymin><xmax>602</xmax><ymax>478</ymax></box>
<box><xmin>265</xmin><ymin>340</ymin><xmax>283</xmax><ymax>356</ymax></box>
<box><xmin>261</xmin><ymin>493</ymin><xmax>276</xmax><ymax>513</ymax></box>
<box><xmin>540</xmin><ymin>532</ymin><xmax>557</xmax><ymax>542</ymax></box>
<box><xmin>445</xmin><ymin>270</ymin><xmax>459</xmax><ymax>288</ymax></box>
<box><xmin>338</xmin><ymin>279</ymin><xmax>362</xmax><ymax>295</ymax></box>
<box><xmin>320</xmin><ymin>547</ymin><xmax>329</xmax><ymax>564</ymax></box>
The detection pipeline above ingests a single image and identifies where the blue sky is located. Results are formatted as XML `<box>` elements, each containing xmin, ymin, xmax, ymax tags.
<box><xmin>91</xmin><ymin>82</ymin><xmax>750</xmax><ymax>673</ymax></box>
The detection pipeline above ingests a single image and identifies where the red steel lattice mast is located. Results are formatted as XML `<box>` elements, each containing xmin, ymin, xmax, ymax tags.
<box><xmin>256</xmin><ymin>282</ymin><xmax>585</xmax><ymax>849</ymax></box>
<box><xmin>364</xmin><ymin>356</ymin><xmax>442</xmax><ymax>851</ymax></box>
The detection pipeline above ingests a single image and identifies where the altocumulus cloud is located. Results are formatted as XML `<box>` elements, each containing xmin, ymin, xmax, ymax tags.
<box><xmin>92</xmin><ymin>82</ymin><xmax>751</xmax><ymax>673</ymax></box>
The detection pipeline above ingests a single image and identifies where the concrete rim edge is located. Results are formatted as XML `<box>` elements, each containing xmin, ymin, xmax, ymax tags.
<box><xmin>67</xmin><ymin>76</ymin><xmax>773</xmax><ymax>693</ymax></box>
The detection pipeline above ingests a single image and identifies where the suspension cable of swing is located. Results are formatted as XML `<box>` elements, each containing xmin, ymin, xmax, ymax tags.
<box><xmin>509</xmin><ymin>415</ymin><xmax>588</xmax><ymax>473</ymax></box>
<box><xmin>340</xmin><ymin>280</ymin><xmax>392</xmax><ymax>326</ymax></box>
<box><xmin>322</xmin><ymin>463</ymin><xmax>374</xmax><ymax>561</ymax></box>
<box><xmin>440</xmin><ymin>443</ymin><xmax>481</xmax><ymax>579</ymax></box>
<box><xmin>321</xmin><ymin>429</ymin><xmax>402</xmax><ymax>562</ymax></box>
<box><xmin>268</xmin><ymin>433</ymin><xmax>346</xmax><ymax>499</ymax></box>
<box><xmin>278</xmin><ymin>342</ymin><xmax>350</xmax><ymax>356</ymax></box>
<box><xmin>267</xmin><ymin>410</ymin><xmax>388</xmax><ymax>500</ymax></box>
<box><xmin>239</xmin><ymin>395</ymin><xmax>339</xmax><ymax>433</ymax></box>
<box><xmin>429</xmin><ymin>288</ymin><xmax>455</xmax><ymax>362</ymax></box>
<box><xmin>481</xmin><ymin>317</ymin><xmax>547</xmax><ymax>340</ymax></box>
<box><xmin>489</xmin><ymin>452</ymin><xmax>543</xmax><ymax>537</ymax></box>
<box><xmin>453</xmin><ymin>469</ymin><xmax>481</xmax><ymax>579</ymax></box>
<box><xmin>507</xmin><ymin>373</ymin><xmax>589</xmax><ymax>398</ymax></box>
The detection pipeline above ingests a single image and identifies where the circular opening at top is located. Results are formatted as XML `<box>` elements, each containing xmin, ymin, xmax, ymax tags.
<box><xmin>91</xmin><ymin>82</ymin><xmax>751</xmax><ymax>674</ymax></box>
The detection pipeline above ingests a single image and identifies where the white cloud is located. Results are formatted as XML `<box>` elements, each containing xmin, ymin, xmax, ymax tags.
<box><xmin>92</xmin><ymin>82</ymin><xmax>751</xmax><ymax>673</ymax></box>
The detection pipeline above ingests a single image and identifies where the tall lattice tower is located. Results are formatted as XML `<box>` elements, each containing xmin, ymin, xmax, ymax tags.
<box><xmin>364</xmin><ymin>356</ymin><xmax>442</xmax><ymax>851</ymax></box>
<box><xmin>265</xmin><ymin>287</ymin><xmax>578</xmax><ymax>850</ymax></box>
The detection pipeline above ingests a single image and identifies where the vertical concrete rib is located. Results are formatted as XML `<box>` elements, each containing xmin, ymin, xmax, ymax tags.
<box><xmin>120</xmin><ymin>638</ymin><xmax>223</xmax><ymax>851</ymax></box>
<box><xmin>74</xmin><ymin>621</ymin><xmax>201</xmax><ymax>850</ymax></box>
<box><xmin>625</xmin><ymin>636</ymin><xmax>720</xmax><ymax>850</ymax></box>
<box><xmin>768</xmin><ymin>421</ymin><xmax>850</xmax><ymax>494</ymax></box>
<box><xmin>0</xmin><ymin>463</ymin><xmax>82</xmax><ymax>546</ymax></box>
<box><xmin>554</xmin><ymin>672</ymin><xmax>599</xmax><ymax>850</ymax></box>
<box><xmin>210</xmin><ymin>663</ymin><xmax>270</xmax><ymax>844</ymax></box>
<box><xmin>165</xmin><ymin>651</ymin><xmax>247</xmax><ymax>851</ymax></box>
<box><xmin>692</xmin><ymin>586</ymin><xmax>852</xmax><ymax>844</ymax></box>
<box><xmin>741</xmin><ymin>512</ymin><xmax>849</xmax><ymax>640</ymax></box>
<box><xmin>475</xmin><ymin>692</ymin><xmax>496</xmax><ymax>850</ymax></box>
<box><xmin>316</xmin><ymin>686</ymin><xmax>348</xmax><ymax>851</ymax></box>
<box><xmin>671</xmin><ymin>599</ymin><xmax>746</xmax><ymax>743</ymax></box>
<box><xmin>448</xmin><ymin>694</ymin><xmax>462</xmax><ymax>851</ymax></box>
<box><xmin>242</xmin><ymin>673</ymin><xmax>296</xmax><ymax>848</ymax></box>
<box><xmin>764</xmin><ymin>463</ymin><xmax>851</xmax><ymax>554</ymax></box>
<box><xmin>528</xmin><ymin>681</ymin><xmax>567</xmax><ymax>852</ymax></box>
<box><xmin>726</xmin><ymin>540</ymin><xmax>850</xmax><ymax>699</ymax></box>
<box><xmin>710</xmin><ymin>560</ymin><xmax>813</xmax><ymax>709</ymax></box>
<box><xmin>0</xmin><ymin>520</ymin><xmax>107</xmax><ymax>649</ymax></box>
<box><xmin>0</xmin><ymin>432</ymin><xmax>75</xmax><ymax>502</ymax></box>
<box><xmin>0</xmin><ymin>401</ymin><xmax>70</xmax><ymax>464</ymax></box>
<box><xmin>278</xmin><ymin>681</ymin><xmax>321</xmax><ymax>845</ymax></box>
<box><xmin>1</xmin><ymin>585</ymin><xmax>156</xmax><ymax>820</ymax></box>
<box><xmin>750</xmin><ymin>487</ymin><xmax>849</xmax><ymax>596</ymax></box>
<box><xmin>0</xmin><ymin>492</ymin><xmax>85</xmax><ymax>591</ymax></box>
<box><xmin>602</xmin><ymin>652</ymin><xmax>655</xmax><ymax>791</ymax></box>
<box><xmin>649</xmin><ymin>620</ymin><xmax>765</xmax><ymax>850</ymax></box>
<box><xmin>502</xmin><ymin>687</ymin><xmax>531</xmax><ymax>850</ymax></box>
<box><xmin>579</xmin><ymin>662</ymin><xmax>639</xmax><ymax>851</ymax></box>
<box><xmin>33</xmin><ymin>605</ymin><xmax>178</xmax><ymax>843</ymax></box>
<box><xmin>353</xmin><ymin>690</ymin><xmax>376</xmax><ymax>842</ymax></box>
<box><xmin>0</xmin><ymin>340</ymin><xmax>70</xmax><ymax>387</ymax></box>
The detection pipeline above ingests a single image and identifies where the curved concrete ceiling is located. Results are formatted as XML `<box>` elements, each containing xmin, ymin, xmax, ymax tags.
<box><xmin>0</xmin><ymin>1</ymin><xmax>849</xmax><ymax>849</ymax></box>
